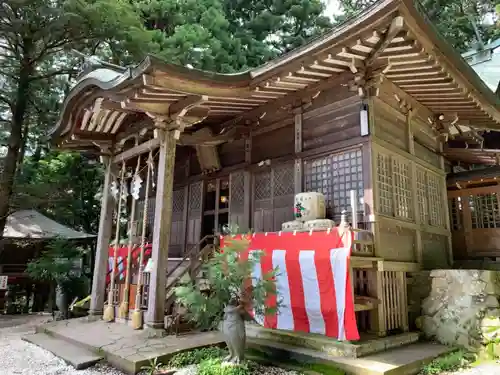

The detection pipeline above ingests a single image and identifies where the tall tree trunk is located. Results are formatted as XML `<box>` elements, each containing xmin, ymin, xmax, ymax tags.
<box><xmin>0</xmin><ymin>64</ymin><xmax>32</xmax><ymax>238</ymax></box>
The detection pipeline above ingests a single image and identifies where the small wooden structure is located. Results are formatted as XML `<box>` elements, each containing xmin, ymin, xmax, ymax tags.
<box><xmin>50</xmin><ymin>0</ymin><xmax>500</xmax><ymax>341</ymax></box>
<box><xmin>0</xmin><ymin>210</ymin><xmax>95</xmax><ymax>311</ymax></box>
<box><xmin>447</xmin><ymin>166</ymin><xmax>500</xmax><ymax>260</ymax></box>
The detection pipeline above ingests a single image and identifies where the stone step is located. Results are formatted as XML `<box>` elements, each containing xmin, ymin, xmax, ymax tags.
<box><xmin>248</xmin><ymin>338</ymin><xmax>452</xmax><ymax>375</ymax></box>
<box><xmin>246</xmin><ymin>323</ymin><xmax>419</xmax><ymax>358</ymax></box>
<box><xmin>22</xmin><ymin>332</ymin><xmax>103</xmax><ymax>370</ymax></box>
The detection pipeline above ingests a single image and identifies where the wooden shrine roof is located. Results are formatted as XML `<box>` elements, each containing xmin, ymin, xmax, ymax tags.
<box><xmin>51</xmin><ymin>0</ymin><xmax>500</xmax><ymax>152</ymax></box>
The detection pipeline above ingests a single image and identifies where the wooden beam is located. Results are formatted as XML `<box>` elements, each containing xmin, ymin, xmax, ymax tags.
<box><xmin>169</xmin><ymin>95</ymin><xmax>208</xmax><ymax>118</ymax></box>
<box><xmin>112</xmin><ymin>138</ymin><xmax>161</xmax><ymax>164</ymax></box>
<box><xmin>220</xmin><ymin>72</ymin><xmax>352</xmax><ymax>131</ymax></box>
<box><xmin>365</xmin><ymin>16</ymin><xmax>405</xmax><ymax>66</ymax></box>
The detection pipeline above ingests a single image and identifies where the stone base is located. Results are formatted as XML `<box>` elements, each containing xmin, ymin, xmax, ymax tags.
<box><xmin>30</xmin><ymin>317</ymin><xmax>224</xmax><ymax>374</ymax></box>
<box><xmin>246</xmin><ymin>323</ymin><xmax>419</xmax><ymax>358</ymax></box>
<box><xmin>248</xmin><ymin>339</ymin><xmax>452</xmax><ymax>375</ymax></box>
<box><xmin>419</xmin><ymin>269</ymin><xmax>500</xmax><ymax>351</ymax></box>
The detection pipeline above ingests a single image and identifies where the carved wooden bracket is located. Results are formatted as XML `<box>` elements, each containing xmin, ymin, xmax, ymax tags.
<box><xmin>350</xmin><ymin>16</ymin><xmax>404</xmax><ymax>99</ymax></box>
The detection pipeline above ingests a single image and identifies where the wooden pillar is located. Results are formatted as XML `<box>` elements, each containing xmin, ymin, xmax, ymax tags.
<box><xmin>243</xmin><ymin>136</ymin><xmax>252</xmax><ymax>231</ymax></box>
<box><xmin>145</xmin><ymin>128</ymin><xmax>178</xmax><ymax>330</ymax></box>
<box><xmin>439</xmin><ymin>142</ymin><xmax>453</xmax><ymax>266</ymax></box>
<box><xmin>294</xmin><ymin>108</ymin><xmax>303</xmax><ymax>195</ymax></box>
<box><xmin>89</xmin><ymin>156</ymin><xmax>115</xmax><ymax>317</ymax></box>
<box><xmin>407</xmin><ymin>111</ymin><xmax>423</xmax><ymax>265</ymax></box>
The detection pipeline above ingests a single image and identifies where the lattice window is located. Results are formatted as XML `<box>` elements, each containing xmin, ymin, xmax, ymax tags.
<box><xmin>304</xmin><ymin>149</ymin><xmax>363</xmax><ymax>219</ymax></box>
<box><xmin>230</xmin><ymin>172</ymin><xmax>245</xmax><ymax>211</ymax></box>
<box><xmin>172</xmin><ymin>189</ymin><xmax>185</xmax><ymax>213</ymax></box>
<box><xmin>469</xmin><ymin>193</ymin><xmax>500</xmax><ymax>229</ymax></box>
<box><xmin>449</xmin><ymin>197</ymin><xmax>462</xmax><ymax>231</ymax></box>
<box><xmin>376</xmin><ymin>152</ymin><xmax>393</xmax><ymax>216</ymax></box>
<box><xmin>273</xmin><ymin>164</ymin><xmax>294</xmax><ymax>197</ymax></box>
<box><xmin>254</xmin><ymin>172</ymin><xmax>272</xmax><ymax>201</ymax></box>
<box><xmin>189</xmin><ymin>182</ymin><xmax>202</xmax><ymax>211</ymax></box>
<box><xmin>416</xmin><ymin>168</ymin><xmax>428</xmax><ymax>224</ymax></box>
<box><xmin>392</xmin><ymin>158</ymin><xmax>413</xmax><ymax>220</ymax></box>
<box><xmin>427</xmin><ymin>173</ymin><xmax>444</xmax><ymax>226</ymax></box>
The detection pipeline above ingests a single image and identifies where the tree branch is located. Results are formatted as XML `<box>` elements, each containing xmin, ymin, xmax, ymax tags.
<box><xmin>29</xmin><ymin>68</ymin><xmax>77</xmax><ymax>82</ymax></box>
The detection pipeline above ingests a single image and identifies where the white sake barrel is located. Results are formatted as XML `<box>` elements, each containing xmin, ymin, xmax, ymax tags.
<box><xmin>282</xmin><ymin>220</ymin><xmax>304</xmax><ymax>232</ymax></box>
<box><xmin>294</xmin><ymin>192</ymin><xmax>326</xmax><ymax>222</ymax></box>
<box><xmin>303</xmin><ymin>219</ymin><xmax>335</xmax><ymax>231</ymax></box>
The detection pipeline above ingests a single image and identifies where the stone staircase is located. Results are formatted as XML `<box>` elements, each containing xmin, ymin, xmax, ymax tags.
<box><xmin>23</xmin><ymin>332</ymin><xmax>103</xmax><ymax>370</ymax></box>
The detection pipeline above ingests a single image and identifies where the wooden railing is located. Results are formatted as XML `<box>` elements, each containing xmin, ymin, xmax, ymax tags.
<box><xmin>351</xmin><ymin>257</ymin><xmax>418</xmax><ymax>336</ymax></box>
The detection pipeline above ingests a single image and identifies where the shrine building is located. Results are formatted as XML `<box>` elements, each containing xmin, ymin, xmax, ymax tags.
<box><xmin>51</xmin><ymin>0</ymin><xmax>500</xmax><ymax>342</ymax></box>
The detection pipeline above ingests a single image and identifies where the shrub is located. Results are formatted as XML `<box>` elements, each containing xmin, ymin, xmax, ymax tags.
<box><xmin>198</xmin><ymin>358</ymin><xmax>257</xmax><ymax>375</ymax></box>
<box><xmin>419</xmin><ymin>350</ymin><xmax>473</xmax><ymax>375</ymax></box>
<box><xmin>168</xmin><ymin>347</ymin><xmax>228</xmax><ymax>368</ymax></box>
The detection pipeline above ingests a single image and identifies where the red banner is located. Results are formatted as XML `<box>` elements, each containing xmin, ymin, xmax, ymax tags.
<box><xmin>221</xmin><ymin>229</ymin><xmax>359</xmax><ymax>341</ymax></box>
<box><xmin>106</xmin><ymin>244</ymin><xmax>152</xmax><ymax>283</ymax></box>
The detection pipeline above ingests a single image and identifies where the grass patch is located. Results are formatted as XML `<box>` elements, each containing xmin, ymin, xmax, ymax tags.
<box><xmin>419</xmin><ymin>350</ymin><xmax>474</xmax><ymax>375</ymax></box>
<box><xmin>168</xmin><ymin>347</ymin><xmax>228</xmax><ymax>368</ymax></box>
<box><xmin>246</xmin><ymin>347</ymin><xmax>345</xmax><ymax>375</ymax></box>
<box><xmin>198</xmin><ymin>358</ymin><xmax>258</xmax><ymax>375</ymax></box>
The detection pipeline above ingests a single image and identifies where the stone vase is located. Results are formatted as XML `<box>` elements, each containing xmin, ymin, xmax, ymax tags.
<box><xmin>55</xmin><ymin>284</ymin><xmax>69</xmax><ymax>320</ymax></box>
<box><xmin>221</xmin><ymin>304</ymin><xmax>246</xmax><ymax>364</ymax></box>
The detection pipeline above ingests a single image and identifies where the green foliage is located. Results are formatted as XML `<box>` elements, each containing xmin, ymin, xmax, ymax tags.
<box><xmin>175</xmin><ymin>238</ymin><xmax>279</xmax><ymax>330</ymax></box>
<box><xmin>26</xmin><ymin>237</ymin><xmax>88</xmax><ymax>297</ymax></box>
<box><xmin>14</xmin><ymin>152</ymin><xmax>102</xmax><ymax>234</ymax></box>
<box><xmin>419</xmin><ymin>350</ymin><xmax>473</xmax><ymax>375</ymax></box>
<box><xmin>198</xmin><ymin>358</ymin><xmax>257</xmax><ymax>375</ymax></box>
<box><xmin>141</xmin><ymin>357</ymin><xmax>164</xmax><ymax>375</ymax></box>
<box><xmin>169</xmin><ymin>347</ymin><xmax>228</xmax><ymax>368</ymax></box>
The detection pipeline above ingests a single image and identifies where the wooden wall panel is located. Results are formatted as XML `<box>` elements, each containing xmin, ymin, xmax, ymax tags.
<box><xmin>253</xmin><ymin>170</ymin><xmax>273</xmax><ymax>232</ymax></box>
<box><xmin>186</xmin><ymin>181</ymin><xmax>203</xmax><ymax>248</ymax></box>
<box><xmin>377</xmin><ymin>219</ymin><xmax>416</xmax><ymax>262</ymax></box>
<box><xmin>229</xmin><ymin>171</ymin><xmax>246</xmax><ymax>230</ymax></box>
<box><xmin>169</xmin><ymin>188</ymin><xmax>185</xmax><ymax>257</ymax></box>
<box><xmin>220</xmin><ymin>139</ymin><xmax>245</xmax><ymax>168</ymax></box>
<box><xmin>272</xmin><ymin>163</ymin><xmax>295</xmax><ymax>230</ymax></box>
<box><xmin>372</xmin><ymin>99</ymin><xmax>407</xmax><ymax>151</ymax></box>
<box><xmin>251</xmin><ymin>163</ymin><xmax>294</xmax><ymax>232</ymax></box>
<box><xmin>251</xmin><ymin>121</ymin><xmax>294</xmax><ymax>163</ymax></box>
<box><xmin>302</xmin><ymin>94</ymin><xmax>360</xmax><ymax>152</ymax></box>
<box><xmin>421</xmin><ymin>232</ymin><xmax>450</xmax><ymax>269</ymax></box>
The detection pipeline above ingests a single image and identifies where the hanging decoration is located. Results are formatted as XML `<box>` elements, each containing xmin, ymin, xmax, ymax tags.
<box><xmin>119</xmin><ymin>156</ymin><xmax>142</xmax><ymax>319</ymax></box>
<box><xmin>131</xmin><ymin>150</ymin><xmax>154</xmax><ymax>329</ymax></box>
<box><xmin>103</xmin><ymin>162</ymin><xmax>126</xmax><ymax>322</ymax></box>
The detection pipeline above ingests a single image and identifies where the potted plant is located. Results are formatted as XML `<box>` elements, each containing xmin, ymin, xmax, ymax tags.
<box><xmin>175</xmin><ymin>235</ymin><xmax>278</xmax><ymax>364</ymax></box>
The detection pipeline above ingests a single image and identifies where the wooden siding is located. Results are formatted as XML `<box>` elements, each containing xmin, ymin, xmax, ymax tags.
<box><xmin>370</xmin><ymin>90</ymin><xmax>451</xmax><ymax>267</ymax></box>
<box><xmin>302</xmin><ymin>90</ymin><xmax>361</xmax><ymax>152</ymax></box>
<box><xmin>220</xmin><ymin>139</ymin><xmax>245</xmax><ymax>168</ymax></box>
<box><xmin>251</xmin><ymin>121</ymin><xmax>294</xmax><ymax>164</ymax></box>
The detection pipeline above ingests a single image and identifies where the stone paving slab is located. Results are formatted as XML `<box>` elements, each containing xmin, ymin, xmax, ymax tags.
<box><xmin>23</xmin><ymin>332</ymin><xmax>104</xmax><ymax>369</ymax></box>
<box><xmin>35</xmin><ymin>318</ymin><xmax>225</xmax><ymax>374</ymax></box>
<box><xmin>249</xmin><ymin>338</ymin><xmax>452</xmax><ymax>375</ymax></box>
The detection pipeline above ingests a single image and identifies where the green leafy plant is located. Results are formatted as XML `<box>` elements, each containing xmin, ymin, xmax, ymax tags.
<box><xmin>175</xmin><ymin>236</ymin><xmax>280</xmax><ymax>330</ymax></box>
<box><xmin>198</xmin><ymin>358</ymin><xmax>257</xmax><ymax>375</ymax></box>
<box><xmin>168</xmin><ymin>347</ymin><xmax>228</xmax><ymax>368</ymax></box>
<box><xmin>141</xmin><ymin>358</ymin><xmax>164</xmax><ymax>375</ymax></box>
<box><xmin>419</xmin><ymin>350</ymin><xmax>473</xmax><ymax>375</ymax></box>
<box><xmin>26</xmin><ymin>237</ymin><xmax>89</xmax><ymax>299</ymax></box>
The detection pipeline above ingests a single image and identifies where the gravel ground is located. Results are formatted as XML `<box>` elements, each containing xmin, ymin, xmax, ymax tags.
<box><xmin>442</xmin><ymin>362</ymin><xmax>500</xmax><ymax>375</ymax></box>
<box><xmin>2</xmin><ymin>315</ymin><xmax>499</xmax><ymax>375</ymax></box>
<box><xmin>0</xmin><ymin>315</ymin><xmax>126</xmax><ymax>375</ymax></box>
